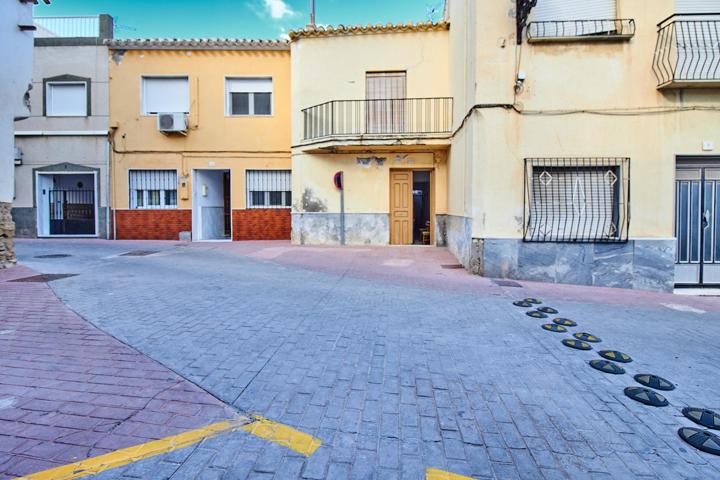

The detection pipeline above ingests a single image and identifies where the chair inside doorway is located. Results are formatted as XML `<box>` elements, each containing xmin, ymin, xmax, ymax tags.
<box><xmin>412</xmin><ymin>171</ymin><xmax>431</xmax><ymax>245</ymax></box>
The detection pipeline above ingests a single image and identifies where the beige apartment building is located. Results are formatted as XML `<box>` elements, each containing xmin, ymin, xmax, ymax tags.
<box><xmin>290</xmin><ymin>0</ymin><xmax>720</xmax><ymax>292</ymax></box>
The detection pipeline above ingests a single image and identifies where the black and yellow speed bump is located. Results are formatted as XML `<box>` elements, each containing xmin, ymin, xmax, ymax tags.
<box><xmin>574</xmin><ymin>332</ymin><xmax>601</xmax><ymax>343</ymax></box>
<box><xmin>513</xmin><ymin>300</ymin><xmax>533</xmax><ymax>308</ymax></box>
<box><xmin>524</xmin><ymin>298</ymin><xmax>542</xmax><ymax>305</ymax></box>
<box><xmin>598</xmin><ymin>350</ymin><xmax>632</xmax><ymax>363</ymax></box>
<box><xmin>624</xmin><ymin>386</ymin><xmax>669</xmax><ymax>407</ymax></box>
<box><xmin>554</xmin><ymin>318</ymin><xmax>577</xmax><ymax>327</ymax></box>
<box><xmin>678</xmin><ymin>428</ymin><xmax>720</xmax><ymax>456</ymax></box>
<box><xmin>634</xmin><ymin>374</ymin><xmax>675</xmax><ymax>391</ymax></box>
<box><xmin>538</xmin><ymin>306</ymin><xmax>558</xmax><ymax>314</ymax></box>
<box><xmin>682</xmin><ymin>408</ymin><xmax>720</xmax><ymax>430</ymax></box>
<box><xmin>541</xmin><ymin>323</ymin><xmax>567</xmax><ymax>333</ymax></box>
<box><xmin>562</xmin><ymin>339</ymin><xmax>592</xmax><ymax>350</ymax></box>
<box><xmin>526</xmin><ymin>310</ymin><xmax>548</xmax><ymax>319</ymax></box>
<box><xmin>589</xmin><ymin>359</ymin><xmax>625</xmax><ymax>375</ymax></box>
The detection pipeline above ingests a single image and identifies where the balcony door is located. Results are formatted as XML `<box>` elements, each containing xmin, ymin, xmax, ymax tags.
<box><xmin>366</xmin><ymin>71</ymin><xmax>406</xmax><ymax>134</ymax></box>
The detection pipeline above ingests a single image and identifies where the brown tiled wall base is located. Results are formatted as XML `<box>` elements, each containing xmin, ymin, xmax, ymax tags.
<box><xmin>232</xmin><ymin>209</ymin><xmax>290</xmax><ymax>241</ymax></box>
<box><xmin>114</xmin><ymin>209</ymin><xmax>191</xmax><ymax>240</ymax></box>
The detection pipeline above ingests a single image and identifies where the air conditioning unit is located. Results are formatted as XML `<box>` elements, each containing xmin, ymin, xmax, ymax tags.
<box><xmin>157</xmin><ymin>113</ymin><xmax>188</xmax><ymax>135</ymax></box>
<box><xmin>14</xmin><ymin>147</ymin><xmax>23</xmax><ymax>166</ymax></box>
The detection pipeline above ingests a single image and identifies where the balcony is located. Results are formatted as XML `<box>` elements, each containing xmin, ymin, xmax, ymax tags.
<box><xmin>301</xmin><ymin>98</ymin><xmax>453</xmax><ymax>148</ymax></box>
<box><xmin>653</xmin><ymin>14</ymin><xmax>720</xmax><ymax>89</ymax></box>
<box><xmin>527</xmin><ymin>19</ymin><xmax>635</xmax><ymax>43</ymax></box>
<box><xmin>33</xmin><ymin>15</ymin><xmax>113</xmax><ymax>44</ymax></box>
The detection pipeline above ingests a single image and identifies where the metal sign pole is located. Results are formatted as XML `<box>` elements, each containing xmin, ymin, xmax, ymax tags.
<box><xmin>339</xmin><ymin>172</ymin><xmax>345</xmax><ymax>245</ymax></box>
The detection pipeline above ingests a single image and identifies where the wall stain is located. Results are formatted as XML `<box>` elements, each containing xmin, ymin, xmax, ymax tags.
<box><xmin>299</xmin><ymin>188</ymin><xmax>327</xmax><ymax>213</ymax></box>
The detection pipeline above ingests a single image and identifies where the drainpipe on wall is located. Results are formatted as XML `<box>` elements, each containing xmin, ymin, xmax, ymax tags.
<box><xmin>105</xmin><ymin>139</ymin><xmax>111</xmax><ymax>239</ymax></box>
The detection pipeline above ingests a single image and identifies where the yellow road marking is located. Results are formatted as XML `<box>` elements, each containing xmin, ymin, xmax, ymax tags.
<box><xmin>240</xmin><ymin>415</ymin><xmax>322</xmax><ymax>456</ymax></box>
<box><xmin>15</xmin><ymin>418</ymin><xmax>250</xmax><ymax>480</ymax></box>
<box><xmin>425</xmin><ymin>467</ymin><xmax>475</xmax><ymax>480</ymax></box>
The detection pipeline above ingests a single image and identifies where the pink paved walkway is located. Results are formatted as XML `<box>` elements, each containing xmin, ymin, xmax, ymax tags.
<box><xmin>0</xmin><ymin>266</ymin><xmax>236</xmax><ymax>479</ymax></box>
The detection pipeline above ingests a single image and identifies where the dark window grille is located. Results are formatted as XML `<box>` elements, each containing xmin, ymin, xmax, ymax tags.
<box><xmin>526</xmin><ymin>19</ymin><xmax>635</xmax><ymax>42</ymax></box>
<box><xmin>653</xmin><ymin>13</ymin><xmax>720</xmax><ymax>87</ymax></box>
<box><xmin>246</xmin><ymin>170</ymin><xmax>291</xmax><ymax>209</ymax></box>
<box><xmin>523</xmin><ymin>158</ymin><xmax>630</xmax><ymax>243</ymax></box>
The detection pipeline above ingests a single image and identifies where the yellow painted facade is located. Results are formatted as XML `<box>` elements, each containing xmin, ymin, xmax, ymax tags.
<box><xmin>108</xmin><ymin>44</ymin><xmax>291</xmax><ymax>234</ymax></box>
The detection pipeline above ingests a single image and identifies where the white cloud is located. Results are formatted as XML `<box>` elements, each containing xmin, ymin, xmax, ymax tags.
<box><xmin>263</xmin><ymin>0</ymin><xmax>295</xmax><ymax>19</ymax></box>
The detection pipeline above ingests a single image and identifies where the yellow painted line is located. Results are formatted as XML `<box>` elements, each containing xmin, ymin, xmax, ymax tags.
<box><xmin>426</xmin><ymin>467</ymin><xmax>476</xmax><ymax>480</ymax></box>
<box><xmin>16</xmin><ymin>418</ymin><xmax>250</xmax><ymax>480</ymax></box>
<box><xmin>240</xmin><ymin>415</ymin><xmax>322</xmax><ymax>456</ymax></box>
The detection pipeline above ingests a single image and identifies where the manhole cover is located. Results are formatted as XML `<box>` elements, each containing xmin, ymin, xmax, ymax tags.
<box><xmin>589</xmin><ymin>359</ymin><xmax>625</xmax><ymax>375</ymax></box>
<box><xmin>513</xmin><ymin>300</ymin><xmax>533</xmax><ymax>308</ymax></box>
<box><xmin>541</xmin><ymin>324</ymin><xmax>567</xmax><ymax>333</ymax></box>
<box><xmin>441</xmin><ymin>264</ymin><xmax>464</xmax><ymax>269</ymax></box>
<box><xmin>526</xmin><ymin>310</ymin><xmax>548</xmax><ymax>319</ymax></box>
<box><xmin>678</xmin><ymin>428</ymin><xmax>720</xmax><ymax>456</ymax></box>
<box><xmin>562</xmin><ymin>339</ymin><xmax>592</xmax><ymax>350</ymax></box>
<box><xmin>682</xmin><ymin>408</ymin><xmax>720</xmax><ymax>430</ymax></box>
<box><xmin>33</xmin><ymin>254</ymin><xmax>71</xmax><ymax>259</ymax></box>
<box><xmin>624</xmin><ymin>387</ymin><xmax>668</xmax><ymax>407</ymax></box>
<box><xmin>538</xmin><ymin>306</ymin><xmax>558</xmax><ymax>314</ymax></box>
<box><xmin>121</xmin><ymin>250</ymin><xmax>159</xmax><ymax>257</ymax></box>
<box><xmin>554</xmin><ymin>318</ymin><xmax>577</xmax><ymax>327</ymax></box>
<box><xmin>493</xmin><ymin>279</ymin><xmax>522</xmax><ymax>287</ymax></box>
<box><xmin>574</xmin><ymin>332</ymin><xmax>601</xmax><ymax>343</ymax></box>
<box><xmin>524</xmin><ymin>298</ymin><xmax>542</xmax><ymax>305</ymax></box>
<box><xmin>10</xmin><ymin>274</ymin><xmax>77</xmax><ymax>283</ymax></box>
<box><xmin>634</xmin><ymin>374</ymin><xmax>675</xmax><ymax>391</ymax></box>
<box><xmin>598</xmin><ymin>351</ymin><xmax>632</xmax><ymax>363</ymax></box>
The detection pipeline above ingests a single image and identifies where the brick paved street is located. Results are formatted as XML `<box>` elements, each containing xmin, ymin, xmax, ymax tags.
<box><xmin>5</xmin><ymin>239</ymin><xmax>720</xmax><ymax>479</ymax></box>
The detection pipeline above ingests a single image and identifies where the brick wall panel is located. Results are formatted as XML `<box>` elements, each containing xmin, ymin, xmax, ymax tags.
<box><xmin>232</xmin><ymin>209</ymin><xmax>290</xmax><ymax>241</ymax></box>
<box><xmin>115</xmin><ymin>210</ymin><xmax>191</xmax><ymax>240</ymax></box>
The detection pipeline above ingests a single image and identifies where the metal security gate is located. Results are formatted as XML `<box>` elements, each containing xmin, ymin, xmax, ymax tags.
<box><xmin>48</xmin><ymin>189</ymin><xmax>95</xmax><ymax>235</ymax></box>
<box><xmin>675</xmin><ymin>167</ymin><xmax>720</xmax><ymax>286</ymax></box>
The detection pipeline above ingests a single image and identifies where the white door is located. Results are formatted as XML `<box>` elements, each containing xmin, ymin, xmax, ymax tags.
<box><xmin>192</xmin><ymin>170</ymin><xmax>228</xmax><ymax>241</ymax></box>
<box><xmin>36</xmin><ymin>174</ymin><xmax>54</xmax><ymax>236</ymax></box>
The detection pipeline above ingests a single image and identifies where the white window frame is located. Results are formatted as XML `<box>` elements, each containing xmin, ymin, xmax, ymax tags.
<box><xmin>46</xmin><ymin>81</ymin><xmax>88</xmax><ymax>117</ymax></box>
<box><xmin>141</xmin><ymin>76</ymin><xmax>190</xmax><ymax>116</ymax></box>
<box><xmin>246</xmin><ymin>170</ymin><xmax>291</xmax><ymax>209</ymax></box>
<box><xmin>129</xmin><ymin>169</ymin><xmax>178</xmax><ymax>210</ymax></box>
<box><xmin>225</xmin><ymin>77</ymin><xmax>274</xmax><ymax>117</ymax></box>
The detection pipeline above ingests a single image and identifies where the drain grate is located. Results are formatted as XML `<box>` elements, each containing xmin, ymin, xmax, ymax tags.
<box><xmin>574</xmin><ymin>332</ymin><xmax>602</xmax><ymax>343</ymax></box>
<box><xmin>678</xmin><ymin>428</ymin><xmax>720</xmax><ymax>456</ymax></box>
<box><xmin>538</xmin><ymin>306</ymin><xmax>558</xmax><ymax>314</ymax></box>
<box><xmin>513</xmin><ymin>300</ymin><xmax>533</xmax><ymax>308</ymax></box>
<box><xmin>634</xmin><ymin>374</ymin><xmax>675</xmax><ymax>391</ymax></box>
<box><xmin>33</xmin><ymin>254</ymin><xmax>71</xmax><ymax>259</ymax></box>
<box><xmin>589</xmin><ymin>359</ymin><xmax>625</xmax><ymax>375</ymax></box>
<box><xmin>598</xmin><ymin>351</ymin><xmax>633</xmax><ymax>363</ymax></box>
<box><xmin>624</xmin><ymin>387</ymin><xmax>669</xmax><ymax>407</ymax></box>
<box><xmin>441</xmin><ymin>264</ymin><xmax>464</xmax><ymax>269</ymax></box>
<box><xmin>493</xmin><ymin>279</ymin><xmax>522</xmax><ymax>287</ymax></box>
<box><xmin>526</xmin><ymin>310</ymin><xmax>548</xmax><ymax>319</ymax></box>
<box><xmin>562</xmin><ymin>339</ymin><xmax>592</xmax><ymax>350</ymax></box>
<box><xmin>10</xmin><ymin>274</ymin><xmax>77</xmax><ymax>283</ymax></box>
<box><xmin>541</xmin><ymin>324</ymin><xmax>567</xmax><ymax>333</ymax></box>
<box><xmin>120</xmin><ymin>250</ymin><xmax>159</xmax><ymax>257</ymax></box>
<box><xmin>682</xmin><ymin>408</ymin><xmax>720</xmax><ymax>430</ymax></box>
<box><xmin>554</xmin><ymin>318</ymin><xmax>577</xmax><ymax>327</ymax></box>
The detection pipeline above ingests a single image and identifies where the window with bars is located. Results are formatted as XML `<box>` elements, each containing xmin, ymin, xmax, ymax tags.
<box><xmin>246</xmin><ymin>170</ymin><xmax>291</xmax><ymax>209</ymax></box>
<box><xmin>226</xmin><ymin>78</ymin><xmax>273</xmax><ymax>116</ymax></box>
<box><xmin>129</xmin><ymin>170</ymin><xmax>178</xmax><ymax>209</ymax></box>
<box><xmin>524</xmin><ymin>158</ymin><xmax>630</xmax><ymax>243</ymax></box>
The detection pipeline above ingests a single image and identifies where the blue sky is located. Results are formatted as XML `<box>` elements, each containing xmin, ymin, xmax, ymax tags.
<box><xmin>33</xmin><ymin>0</ymin><xmax>445</xmax><ymax>40</ymax></box>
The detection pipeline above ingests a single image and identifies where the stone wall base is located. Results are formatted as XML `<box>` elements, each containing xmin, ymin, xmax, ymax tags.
<box><xmin>478</xmin><ymin>238</ymin><xmax>675</xmax><ymax>292</ymax></box>
<box><xmin>0</xmin><ymin>202</ymin><xmax>16</xmax><ymax>268</ymax></box>
<box><xmin>292</xmin><ymin>213</ymin><xmax>389</xmax><ymax>245</ymax></box>
<box><xmin>13</xmin><ymin>207</ymin><xmax>107</xmax><ymax>238</ymax></box>
<box><xmin>440</xmin><ymin>215</ymin><xmax>474</xmax><ymax>269</ymax></box>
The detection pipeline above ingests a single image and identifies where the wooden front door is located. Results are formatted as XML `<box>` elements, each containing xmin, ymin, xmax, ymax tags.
<box><xmin>390</xmin><ymin>170</ymin><xmax>413</xmax><ymax>245</ymax></box>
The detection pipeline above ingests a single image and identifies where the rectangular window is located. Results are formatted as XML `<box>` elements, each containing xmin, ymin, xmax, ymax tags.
<box><xmin>366</xmin><ymin>71</ymin><xmax>407</xmax><ymax>134</ymax></box>
<box><xmin>46</xmin><ymin>82</ymin><xmax>87</xmax><ymax>117</ymax></box>
<box><xmin>141</xmin><ymin>76</ymin><xmax>189</xmax><ymax>115</ymax></box>
<box><xmin>246</xmin><ymin>170</ymin><xmax>291</xmax><ymax>209</ymax></box>
<box><xmin>226</xmin><ymin>78</ymin><xmax>273</xmax><ymax>116</ymax></box>
<box><xmin>524</xmin><ymin>158</ymin><xmax>630</xmax><ymax>243</ymax></box>
<box><xmin>129</xmin><ymin>170</ymin><xmax>178</xmax><ymax>209</ymax></box>
<box><xmin>528</xmin><ymin>0</ymin><xmax>618</xmax><ymax>37</ymax></box>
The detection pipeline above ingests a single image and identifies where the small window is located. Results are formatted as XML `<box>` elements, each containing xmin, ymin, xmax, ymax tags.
<box><xmin>129</xmin><ymin>170</ymin><xmax>178</xmax><ymax>209</ymax></box>
<box><xmin>246</xmin><ymin>170</ymin><xmax>291</xmax><ymax>209</ymax></box>
<box><xmin>141</xmin><ymin>77</ymin><xmax>189</xmax><ymax>115</ymax></box>
<box><xmin>46</xmin><ymin>82</ymin><xmax>88</xmax><ymax>117</ymax></box>
<box><xmin>226</xmin><ymin>78</ymin><xmax>273</xmax><ymax>116</ymax></box>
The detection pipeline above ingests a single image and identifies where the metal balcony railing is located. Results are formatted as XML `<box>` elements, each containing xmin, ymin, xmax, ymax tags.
<box><xmin>653</xmin><ymin>14</ymin><xmax>720</xmax><ymax>87</ymax></box>
<box><xmin>34</xmin><ymin>16</ymin><xmax>100</xmax><ymax>38</ymax></box>
<box><xmin>527</xmin><ymin>19</ymin><xmax>635</xmax><ymax>42</ymax></box>
<box><xmin>302</xmin><ymin>97</ymin><xmax>453</xmax><ymax>141</ymax></box>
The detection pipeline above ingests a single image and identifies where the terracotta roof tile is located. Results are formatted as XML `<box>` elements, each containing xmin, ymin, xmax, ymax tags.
<box><xmin>288</xmin><ymin>21</ymin><xmax>449</xmax><ymax>41</ymax></box>
<box><xmin>106</xmin><ymin>38</ymin><xmax>289</xmax><ymax>51</ymax></box>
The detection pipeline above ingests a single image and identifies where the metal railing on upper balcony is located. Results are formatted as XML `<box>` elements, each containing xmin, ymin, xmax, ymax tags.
<box><xmin>302</xmin><ymin>98</ymin><xmax>453</xmax><ymax>141</ymax></box>
<box><xmin>653</xmin><ymin>13</ymin><xmax>720</xmax><ymax>87</ymax></box>
<box><xmin>526</xmin><ymin>19</ymin><xmax>635</xmax><ymax>42</ymax></box>
<box><xmin>34</xmin><ymin>16</ymin><xmax>100</xmax><ymax>38</ymax></box>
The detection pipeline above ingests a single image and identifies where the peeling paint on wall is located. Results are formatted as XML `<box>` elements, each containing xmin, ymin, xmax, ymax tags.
<box><xmin>299</xmin><ymin>187</ymin><xmax>327</xmax><ymax>212</ymax></box>
<box><xmin>111</xmin><ymin>50</ymin><xmax>126</xmax><ymax>65</ymax></box>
